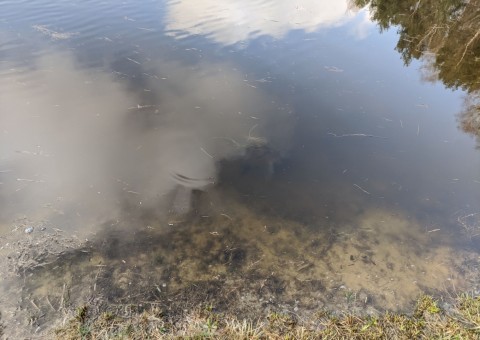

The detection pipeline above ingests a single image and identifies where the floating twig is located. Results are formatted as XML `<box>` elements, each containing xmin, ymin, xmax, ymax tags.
<box><xmin>126</xmin><ymin>57</ymin><xmax>141</xmax><ymax>65</ymax></box>
<box><xmin>247</xmin><ymin>124</ymin><xmax>267</xmax><ymax>144</ymax></box>
<box><xmin>17</xmin><ymin>178</ymin><xmax>45</xmax><ymax>183</ymax></box>
<box><xmin>200</xmin><ymin>147</ymin><xmax>214</xmax><ymax>159</ymax></box>
<box><xmin>46</xmin><ymin>295</ymin><xmax>56</xmax><ymax>311</ymax></box>
<box><xmin>30</xmin><ymin>299</ymin><xmax>40</xmax><ymax>311</ymax></box>
<box><xmin>328</xmin><ymin>133</ymin><xmax>387</xmax><ymax>139</ymax></box>
<box><xmin>60</xmin><ymin>283</ymin><xmax>66</xmax><ymax>310</ymax></box>
<box><xmin>220</xmin><ymin>213</ymin><xmax>233</xmax><ymax>220</ymax></box>
<box><xmin>353</xmin><ymin>184</ymin><xmax>371</xmax><ymax>195</ymax></box>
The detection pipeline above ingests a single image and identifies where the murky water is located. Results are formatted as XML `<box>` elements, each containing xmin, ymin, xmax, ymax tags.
<box><xmin>1</xmin><ymin>0</ymin><xmax>480</xmax><ymax>337</ymax></box>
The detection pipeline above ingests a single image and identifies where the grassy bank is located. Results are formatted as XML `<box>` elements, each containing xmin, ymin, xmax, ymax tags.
<box><xmin>54</xmin><ymin>294</ymin><xmax>480</xmax><ymax>339</ymax></box>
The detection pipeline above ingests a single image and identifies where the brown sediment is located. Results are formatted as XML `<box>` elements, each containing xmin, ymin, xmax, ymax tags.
<box><xmin>0</xmin><ymin>188</ymin><xmax>479</xmax><ymax>337</ymax></box>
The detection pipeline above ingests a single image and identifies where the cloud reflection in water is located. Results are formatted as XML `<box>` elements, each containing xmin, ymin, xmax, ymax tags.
<box><xmin>165</xmin><ymin>0</ymin><xmax>371</xmax><ymax>45</ymax></box>
<box><xmin>0</xmin><ymin>52</ymin><xmax>293</xmax><ymax>226</ymax></box>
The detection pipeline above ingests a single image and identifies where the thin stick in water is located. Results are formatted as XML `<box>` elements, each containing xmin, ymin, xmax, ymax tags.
<box><xmin>221</xmin><ymin>213</ymin><xmax>233</xmax><ymax>220</ymax></box>
<box><xmin>200</xmin><ymin>147</ymin><xmax>214</xmax><ymax>159</ymax></box>
<box><xmin>328</xmin><ymin>133</ymin><xmax>387</xmax><ymax>139</ymax></box>
<box><xmin>353</xmin><ymin>184</ymin><xmax>371</xmax><ymax>195</ymax></box>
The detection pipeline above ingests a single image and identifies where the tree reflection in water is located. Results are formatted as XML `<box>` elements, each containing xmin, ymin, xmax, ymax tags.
<box><xmin>354</xmin><ymin>0</ymin><xmax>480</xmax><ymax>144</ymax></box>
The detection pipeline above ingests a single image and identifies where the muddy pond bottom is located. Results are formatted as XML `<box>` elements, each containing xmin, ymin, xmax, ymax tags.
<box><xmin>1</xmin><ymin>186</ymin><xmax>479</xmax><ymax>337</ymax></box>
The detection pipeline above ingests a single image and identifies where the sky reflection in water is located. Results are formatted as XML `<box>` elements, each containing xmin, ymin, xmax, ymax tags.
<box><xmin>0</xmin><ymin>0</ymin><xmax>480</xmax><ymax>336</ymax></box>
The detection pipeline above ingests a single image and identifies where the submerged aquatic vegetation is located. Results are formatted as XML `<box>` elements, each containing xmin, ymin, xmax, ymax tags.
<box><xmin>53</xmin><ymin>294</ymin><xmax>480</xmax><ymax>339</ymax></box>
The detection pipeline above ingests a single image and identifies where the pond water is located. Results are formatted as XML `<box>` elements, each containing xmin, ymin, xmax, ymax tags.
<box><xmin>1</xmin><ymin>0</ymin><xmax>480</xmax><ymax>337</ymax></box>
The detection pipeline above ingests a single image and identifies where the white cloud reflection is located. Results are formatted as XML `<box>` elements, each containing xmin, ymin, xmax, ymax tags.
<box><xmin>165</xmin><ymin>0</ymin><xmax>370</xmax><ymax>45</ymax></box>
<box><xmin>0</xmin><ymin>52</ymin><xmax>292</xmax><ymax>227</ymax></box>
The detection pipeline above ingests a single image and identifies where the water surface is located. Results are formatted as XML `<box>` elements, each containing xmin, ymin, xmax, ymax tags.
<box><xmin>1</xmin><ymin>0</ymin><xmax>480</xmax><ymax>336</ymax></box>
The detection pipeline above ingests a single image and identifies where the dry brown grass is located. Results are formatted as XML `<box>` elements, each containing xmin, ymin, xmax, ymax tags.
<box><xmin>53</xmin><ymin>294</ymin><xmax>480</xmax><ymax>339</ymax></box>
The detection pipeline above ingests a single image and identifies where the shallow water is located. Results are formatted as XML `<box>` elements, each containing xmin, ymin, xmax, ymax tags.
<box><xmin>1</xmin><ymin>0</ymin><xmax>480</xmax><ymax>336</ymax></box>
